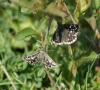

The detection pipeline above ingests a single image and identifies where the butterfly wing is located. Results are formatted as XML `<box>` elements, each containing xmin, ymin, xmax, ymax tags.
<box><xmin>22</xmin><ymin>51</ymin><xmax>58</xmax><ymax>69</ymax></box>
<box><xmin>52</xmin><ymin>22</ymin><xmax>63</xmax><ymax>45</ymax></box>
<box><xmin>22</xmin><ymin>52</ymin><xmax>40</xmax><ymax>65</ymax></box>
<box><xmin>61</xmin><ymin>29</ymin><xmax>77</xmax><ymax>44</ymax></box>
<box><xmin>40</xmin><ymin>51</ymin><xmax>58</xmax><ymax>68</ymax></box>
<box><xmin>52</xmin><ymin>23</ymin><xmax>79</xmax><ymax>45</ymax></box>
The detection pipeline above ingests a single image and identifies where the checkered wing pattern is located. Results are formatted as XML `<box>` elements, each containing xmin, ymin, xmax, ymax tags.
<box><xmin>41</xmin><ymin>51</ymin><xmax>57</xmax><ymax>68</ymax></box>
<box><xmin>22</xmin><ymin>51</ymin><xmax>57</xmax><ymax>69</ymax></box>
<box><xmin>53</xmin><ymin>22</ymin><xmax>79</xmax><ymax>45</ymax></box>
<box><xmin>22</xmin><ymin>52</ymin><xmax>41</xmax><ymax>65</ymax></box>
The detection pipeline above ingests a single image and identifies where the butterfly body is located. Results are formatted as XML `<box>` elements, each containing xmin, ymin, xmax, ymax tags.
<box><xmin>22</xmin><ymin>51</ymin><xmax>57</xmax><ymax>69</ymax></box>
<box><xmin>53</xmin><ymin>22</ymin><xmax>79</xmax><ymax>45</ymax></box>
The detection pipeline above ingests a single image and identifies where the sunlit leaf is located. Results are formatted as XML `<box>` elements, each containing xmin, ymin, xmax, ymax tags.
<box><xmin>16</xmin><ymin>27</ymin><xmax>39</xmax><ymax>40</ymax></box>
<box><xmin>75</xmin><ymin>0</ymin><xmax>91</xmax><ymax>13</ymax></box>
<box><xmin>11</xmin><ymin>38</ymin><xmax>25</xmax><ymax>48</ymax></box>
<box><xmin>84</xmin><ymin>17</ymin><xmax>96</xmax><ymax>31</ymax></box>
<box><xmin>74</xmin><ymin>0</ymin><xmax>92</xmax><ymax>22</ymax></box>
<box><xmin>75</xmin><ymin>52</ymin><xmax>97</xmax><ymax>68</ymax></box>
<box><xmin>10</xmin><ymin>0</ymin><xmax>34</xmax><ymax>9</ymax></box>
<box><xmin>21</xmin><ymin>7</ymin><xmax>29</xmax><ymax>12</ymax></box>
<box><xmin>93</xmin><ymin>0</ymin><xmax>100</xmax><ymax>9</ymax></box>
<box><xmin>11</xmin><ymin>0</ymin><xmax>46</xmax><ymax>12</ymax></box>
<box><xmin>31</xmin><ymin>0</ymin><xmax>45</xmax><ymax>12</ymax></box>
<box><xmin>37</xmin><ymin>17</ymin><xmax>48</xmax><ymax>31</ymax></box>
<box><xmin>43</xmin><ymin>2</ymin><xmax>67</xmax><ymax>17</ymax></box>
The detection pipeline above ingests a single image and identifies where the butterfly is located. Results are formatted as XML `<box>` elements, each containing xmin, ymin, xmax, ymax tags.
<box><xmin>52</xmin><ymin>22</ymin><xmax>79</xmax><ymax>45</ymax></box>
<box><xmin>22</xmin><ymin>50</ymin><xmax>57</xmax><ymax>69</ymax></box>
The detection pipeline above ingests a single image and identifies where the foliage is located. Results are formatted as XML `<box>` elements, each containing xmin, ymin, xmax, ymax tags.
<box><xmin>0</xmin><ymin>0</ymin><xmax>100</xmax><ymax>90</ymax></box>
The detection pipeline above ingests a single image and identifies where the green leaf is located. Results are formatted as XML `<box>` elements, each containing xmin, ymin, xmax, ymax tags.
<box><xmin>11</xmin><ymin>38</ymin><xmax>25</xmax><ymax>48</ymax></box>
<box><xmin>75</xmin><ymin>0</ymin><xmax>91</xmax><ymax>13</ymax></box>
<box><xmin>93</xmin><ymin>0</ymin><xmax>100</xmax><ymax>9</ymax></box>
<box><xmin>28</xmin><ymin>37</ymin><xmax>37</xmax><ymax>44</ymax></box>
<box><xmin>35</xmin><ymin>82</ymin><xmax>42</xmax><ymax>88</ymax></box>
<box><xmin>0</xmin><ymin>33</ymin><xmax>5</xmax><ymax>48</ymax></box>
<box><xmin>34</xmin><ymin>65</ymin><xmax>46</xmax><ymax>82</ymax></box>
<box><xmin>16</xmin><ymin>27</ymin><xmax>39</xmax><ymax>40</ymax></box>
<box><xmin>10</xmin><ymin>0</ymin><xmax>34</xmax><ymax>9</ymax></box>
<box><xmin>43</xmin><ymin>2</ymin><xmax>67</xmax><ymax>17</ymax></box>
<box><xmin>37</xmin><ymin>17</ymin><xmax>48</xmax><ymax>31</ymax></box>
<box><xmin>84</xmin><ymin>17</ymin><xmax>96</xmax><ymax>31</ymax></box>
<box><xmin>75</xmin><ymin>52</ymin><xmax>97</xmax><ymax>68</ymax></box>
<box><xmin>11</xmin><ymin>0</ymin><xmax>46</xmax><ymax>12</ymax></box>
<box><xmin>21</xmin><ymin>7</ymin><xmax>29</xmax><ymax>12</ymax></box>
<box><xmin>74</xmin><ymin>0</ymin><xmax>92</xmax><ymax>22</ymax></box>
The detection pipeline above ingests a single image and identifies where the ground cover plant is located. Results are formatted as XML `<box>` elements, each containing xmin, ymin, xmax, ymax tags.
<box><xmin>0</xmin><ymin>0</ymin><xmax>100</xmax><ymax>90</ymax></box>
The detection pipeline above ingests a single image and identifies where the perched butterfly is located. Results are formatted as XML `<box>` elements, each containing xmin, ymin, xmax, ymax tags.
<box><xmin>52</xmin><ymin>22</ymin><xmax>79</xmax><ymax>45</ymax></box>
<box><xmin>22</xmin><ymin>50</ymin><xmax>57</xmax><ymax>69</ymax></box>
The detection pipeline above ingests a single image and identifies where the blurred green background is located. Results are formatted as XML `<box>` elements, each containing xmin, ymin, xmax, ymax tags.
<box><xmin>0</xmin><ymin>0</ymin><xmax>100</xmax><ymax>90</ymax></box>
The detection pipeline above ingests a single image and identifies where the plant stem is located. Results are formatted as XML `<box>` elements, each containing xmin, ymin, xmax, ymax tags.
<box><xmin>0</xmin><ymin>61</ymin><xmax>17</xmax><ymax>90</ymax></box>
<box><xmin>63</xmin><ymin>2</ymin><xmax>76</xmax><ymax>24</ymax></box>
<box><xmin>43</xmin><ymin>16</ymin><xmax>58</xmax><ymax>90</ymax></box>
<box><xmin>44</xmin><ymin>15</ymin><xmax>53</xmax><ymax>51</ymax></box>
<box><xmin>44</xmin><ymin>66</ymin><xmax>58</xmax><ymax>90</ymax></box>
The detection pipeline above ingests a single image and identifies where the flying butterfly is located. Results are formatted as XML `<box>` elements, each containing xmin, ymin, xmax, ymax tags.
<box><xmin>22</xmin><ymin>50</ymin><xmax>57</xmax><ymax>69</ymax></box>
<box><xmin>52</xmin><ymin>22</ymin><xmax>79</xmax><ymax>45</ymax></box>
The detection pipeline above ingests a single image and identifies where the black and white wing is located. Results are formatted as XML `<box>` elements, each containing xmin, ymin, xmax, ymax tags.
<box><xmin>22</xmin><ymin>51</ymin><xmax>58</xmax><ymax>69</ymax></box>
<box><xmin>40</xmin><ymin>51</ymin><xmax>58</xmax><ymax>69</ymax></box>
<box><xmin>52</xmin><ymin>22</ymin><xmax>79</xmax><ymax>45</ymax></box>
<box><xmin>22</xmin><ymin>52</ymin><xmax>40</xmax><ymax>65</ymax></box>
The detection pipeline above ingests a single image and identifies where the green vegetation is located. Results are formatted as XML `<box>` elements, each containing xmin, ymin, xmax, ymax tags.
<box><xmin>0</xmin><ymin>0</ymin><xmax>100</xmax><ymax>90</ymax></box>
